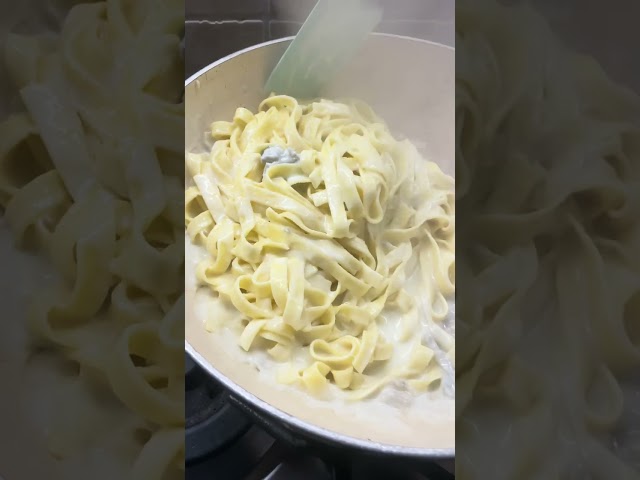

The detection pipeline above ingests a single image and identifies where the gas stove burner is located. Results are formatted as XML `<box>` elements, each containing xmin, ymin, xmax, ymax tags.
<box><xmin>185</xmin><ymin>354</ymin><xmax>251</xmax><ymax>463</ymax></box>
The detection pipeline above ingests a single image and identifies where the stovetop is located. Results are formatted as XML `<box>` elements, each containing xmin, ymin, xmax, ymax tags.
<box><xmin>185</xmin><ymin>354</ymin><xmax>455</xmax><ymax>480</ymax></box>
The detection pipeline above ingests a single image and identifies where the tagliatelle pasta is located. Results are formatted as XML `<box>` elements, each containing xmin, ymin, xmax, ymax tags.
<box><xmin>185</xmin><ymin>95</ymin><xmax>455</xmax><ymax>399</ymax></box>
<box><xmin>0</xmin><ymin>0</ymin><xmax>184</xmax><ymax>478</ymax></box>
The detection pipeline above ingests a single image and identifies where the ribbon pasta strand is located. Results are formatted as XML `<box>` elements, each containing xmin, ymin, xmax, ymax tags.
<box><xmin>186</xmin><ymin>96</ymin><xmax>455</xmax><ymax>399</ymax></box>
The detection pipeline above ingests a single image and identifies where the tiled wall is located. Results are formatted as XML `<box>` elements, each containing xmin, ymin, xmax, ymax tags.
<box><xmin>185</xmin><ymin>0</ymin><xmax>454</xmax><ymax>77</ymax></box>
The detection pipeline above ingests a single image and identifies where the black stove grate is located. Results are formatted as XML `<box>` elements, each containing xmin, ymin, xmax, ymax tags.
<box><xmin>185</xmin><ymin>354</ymin><xmax>251</xmax><ymax>463</ymax></box>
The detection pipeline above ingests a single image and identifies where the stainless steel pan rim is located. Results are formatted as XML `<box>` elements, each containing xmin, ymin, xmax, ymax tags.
<box><xmin>185</xmin><ymin>34</ymin><xmax>455</xmax><ymax>459</ymax></box>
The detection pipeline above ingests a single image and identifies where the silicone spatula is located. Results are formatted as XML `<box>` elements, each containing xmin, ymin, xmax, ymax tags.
<box><xmin>265</xmin><ymin>0</ymin><xmax>383</xmax><ymax>99</ymax></box>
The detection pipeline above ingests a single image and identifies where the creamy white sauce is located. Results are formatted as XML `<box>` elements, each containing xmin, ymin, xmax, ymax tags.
<box><xmin>186</xmin><ymin>238</ymin><xmax>455</xmax><ymax>423</ymax></box>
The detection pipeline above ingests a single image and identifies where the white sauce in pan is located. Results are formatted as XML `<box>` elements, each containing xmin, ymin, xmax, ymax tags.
<box><xmin>186</xmin><ymin>239</ymin><xmax>455</xmax><ymax>426</ymax></box>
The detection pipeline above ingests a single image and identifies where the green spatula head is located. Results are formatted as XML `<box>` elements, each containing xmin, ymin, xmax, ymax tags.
<box><xmin>265</xmin><ymin>0</ymin><xmax>383</xmax><ymax>99</ymax></box>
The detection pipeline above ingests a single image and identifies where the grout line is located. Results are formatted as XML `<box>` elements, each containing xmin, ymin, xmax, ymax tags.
<box><xmin>185</xmin><ymin>19</ymin><xmax>265</xmax><ymax>25</ymax></box>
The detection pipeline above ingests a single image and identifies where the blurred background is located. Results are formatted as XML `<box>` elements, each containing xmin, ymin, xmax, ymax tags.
<box><xmin>185</xmin><ymin>0</ymin><xmax>454</xmax><ymax>77</ymax></box>
<box><xmin>534</xmin><ymin>0</ymin><xmax>639</xmax><ymax>92</ymax></box>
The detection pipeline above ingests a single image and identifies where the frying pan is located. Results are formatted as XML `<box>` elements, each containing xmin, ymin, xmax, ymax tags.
<box><xmin>185</xmin><ymin>33</ymin><xmax>454</xmax><ymax>458</ymax></box>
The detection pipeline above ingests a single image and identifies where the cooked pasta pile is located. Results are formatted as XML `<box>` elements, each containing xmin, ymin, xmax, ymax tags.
<box><xmin>185</xmin><ymin>96</ymin><xmax>455</xmax><ymax>399</ymax></box>
<box><xmin>0</xmin><ymin>0</ymin><xmax>184</xmax><ymax>478</ymax></box>
<box><xmin>457</xmin><ymin>0</ymin><xmax>640</xmax><ymax>477</ymax></box>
